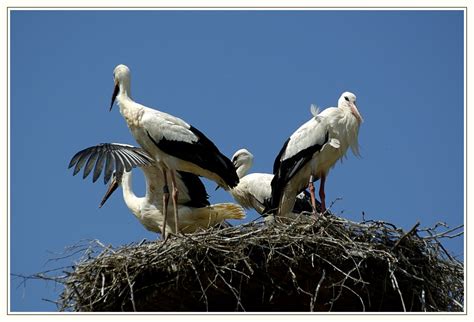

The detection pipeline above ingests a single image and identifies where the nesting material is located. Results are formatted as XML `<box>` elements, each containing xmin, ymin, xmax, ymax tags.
<box><xmin>56</xmin><ymin>214</ymin><xmax>463</xmax><ymax>312</ymax></box>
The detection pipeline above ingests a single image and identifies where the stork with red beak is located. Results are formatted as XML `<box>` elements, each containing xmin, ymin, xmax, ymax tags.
<box><xmin>268</xmin><ymin>92</ymin><xmax>363</xmax><ymax>217</ymax></box>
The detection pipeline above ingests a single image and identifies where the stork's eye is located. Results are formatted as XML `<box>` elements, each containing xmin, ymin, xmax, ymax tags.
<box><xmin>344</xmin><ymin>96</ymin><xmax>349</xmax><ymax>101</ymax></box>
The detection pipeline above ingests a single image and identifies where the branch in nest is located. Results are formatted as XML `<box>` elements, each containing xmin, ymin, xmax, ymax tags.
<box><xmin>15</xmin><ymin>215</ymin><xmax>463</xmax><ymax>312</ymax></box>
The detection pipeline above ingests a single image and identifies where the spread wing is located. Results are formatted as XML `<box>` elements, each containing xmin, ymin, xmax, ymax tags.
<box><xmin>68</xmin><ymin>143</ymin><xmax>153</xmax><ymax>184</ymax></box>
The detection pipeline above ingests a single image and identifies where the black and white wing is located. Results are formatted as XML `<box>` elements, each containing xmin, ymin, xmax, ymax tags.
<box><xmin>175</xmin><ymin>171</ymin><xmax>210</xmax><ymax>208</ymax></box>
<box><xmin>268</xmin><ymin>117</ymin><xmax>329</xmax><ymax>212</ymax></box>
<box><xmin>142</xmin><ymin>110</ymin><xmax>239</xmax><ymax>189</ymax></box>
<box><xmin>68</xmin><ymin>143</ymin><xmax>154</xmax><ymax>184</ymax></box>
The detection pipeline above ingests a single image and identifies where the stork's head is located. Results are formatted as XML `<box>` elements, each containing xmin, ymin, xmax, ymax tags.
<box><xmin>231</xmin><ymin>148</ymin><xmax>254</xmax><ymax>179</ymax></box>
<box><xmin>110</xmin><ymin>64</ymin><xmax>131</xmax><ymax>111</ymax></box>
<box><xmin>99</xmin><ymin>171</ymin><xmax>122</xmax><ymax>208</ymax></box>
<box><xmin>338</xmin><ymin>91</ymin><xmax>363</xmax><ymax>123</ymax></box>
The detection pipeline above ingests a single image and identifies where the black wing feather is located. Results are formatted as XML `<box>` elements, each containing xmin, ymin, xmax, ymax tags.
<box><xmin>177</xmin><ymin>171</ymin><xmax>210</xmax><ymax>207</ymax></box>
<box><xmin>68</xmin><ymin>143</ymin><xmax>153</xmax><ymax>184</ymax></box>
<box><xmin>103</xmin><ymin>152</ymin><xmax>115</xmax><ymax>184</ymax></box>
<box><xmin>147</xmin><ymin>126</ymin><xmax>239</xmax><ymax>188</ymax></box>
<box><xmin>83</xmin><ymin>150</ymin><xmax>99</xmax><ymax>179</ymax></box>
<box><xmin>93</xmin><ymin>152</ymin><xmax>106</xmax><ymax>183</ymax></box>
<box><xmin>273</xmin><ymin>137</ymin><xmax>290</xmax><ymax>174</ymax></box>
<box><xmin>72</xmin><ymin>152</ymin><xmax>90</xmax><ymax>176</ymax></box>
<box><xmin>68</xmin><ymin>150</ymin><xmax>84</xmax><ymax>169</ymax></box>
<box><xmin>114</xmin><ymin>149</ymin><xmax>132</xmax><ymax>172</ymax></box>
<box><xmin>267</xmin><ymin>132</ymin><xmax>329</xmax><ymax>214</ymax></box>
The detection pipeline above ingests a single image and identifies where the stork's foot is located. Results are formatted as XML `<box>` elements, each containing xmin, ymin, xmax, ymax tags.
<box><xmin>319</xmin><ymin>202</ymin><xmax>327</xmax><ymax>215</ymax></box>
<box><xmin>164</xmin><ymin>231</ymin><xmax>183</xmax><ymax>240</ymax></box>
<box><xmin>158</xmin><ymin>233</ymin><xmax>170</xmax><ymax>243</ymax></box>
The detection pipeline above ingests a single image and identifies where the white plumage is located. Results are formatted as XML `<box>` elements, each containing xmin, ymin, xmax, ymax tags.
<box><xmin>110</xmin><ymin>64</ymin><xmax>239</xmax><ymax>237</ymax></box>
<box><xmin>269</xmin><ymin>92</ymin><xmax>363</xmax><ymax>217</ymax></box>
<box><xmin>229</xmin><ymin>149</ymin><xmax>272</xmax><ymax>214</ymax></box>
<box><xmin>69</xmin><ymin>143</ymin><xmax>245</xmax><ymax>237</ymax></box>
<box><xmin>230</xmin><ymin>148</ymin><xmax>317</xmax><ymax>218</ymax></box>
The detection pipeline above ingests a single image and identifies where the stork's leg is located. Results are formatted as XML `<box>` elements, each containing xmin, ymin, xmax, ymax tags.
<box><xmin>308</xmin><ymin>175</ymin><xmax>317</xmax><ymax>215</ymax></box>
<box><xmin>319</xmin><ymin>174</ymin><xmax>327</xmax><ymax>214</ymax></box>
<box><xmin>162</xmin><ymin>168</ymin><xmax>170</xmax><ymax>240</ymax></box>
<box><xmin>170</xmin><ymin>171</ymin><xmax>180</xmax><ymax>235</ymax></box>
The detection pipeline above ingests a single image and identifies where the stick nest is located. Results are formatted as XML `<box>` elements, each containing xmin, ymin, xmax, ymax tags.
<box><xmin>53</xmin><ymin>214</ymin><xmax>463</xmax><ymax>312</ymax></box>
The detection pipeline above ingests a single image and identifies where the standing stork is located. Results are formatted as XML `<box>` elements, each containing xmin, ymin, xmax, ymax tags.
<box><xmin>229</xmin><ymin>148</ymin><xmax>322</xmax><ymax>218</ymax></box>
<box><xmin>69</xmin><ymin>143</ymin><xmax>245</xmax><ymax>238</ymax></box>
<box><xmin>109</xmin><ymin>64</ymin><xmax>239</xmax><ymax>237</ymax></box>
<box><xmin>268</xmin><ymin>92</ymin><xmax>363</xmax><ymax>217</ymax></box>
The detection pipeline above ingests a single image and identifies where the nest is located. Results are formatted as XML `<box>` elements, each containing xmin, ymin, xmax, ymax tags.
<box><xmin>52</xmin><ymin>214</ymin><xmax>463</xmax><ymax>312</ymax></box>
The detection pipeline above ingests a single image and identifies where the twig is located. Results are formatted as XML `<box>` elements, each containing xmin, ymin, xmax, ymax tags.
<box><xmin>124</xmin><ymin>266</ymin><xmax>136</xmax><ymax>312</ymax></box>
<box><xmin>19</xmin><ymin>215</ymin><xmax>462</xmax><ymax>312</ymax></box>
<box><xmin>310</xmin><ymin>269</ymin><xmax>326</xmax><ymax>312</ymax></box>
<box><xmin>392</xmin><ymin>222</ymin><xmax>420</xmax><ymax>250</ymax></box>
<box><xmin>389</xmin><ymin>263</ymin><xmax>406</xmax><ymax>312</ymax></box>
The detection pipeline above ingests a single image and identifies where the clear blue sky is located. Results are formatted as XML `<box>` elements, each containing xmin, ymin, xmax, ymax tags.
<box><xmin>10</xmin><ymin>10</ymin><xmax>464</xmax><ymax>312</ymax></box>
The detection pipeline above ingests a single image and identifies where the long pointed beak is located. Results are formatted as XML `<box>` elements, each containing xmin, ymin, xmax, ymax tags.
<box><xmin>110</xmin><ymin>83</ymin><xmax>119</xmax><ymax>111</ymax></box>
<box><xmin>350</xmin><ymin>102</ymin><xmax>363</xmax><ymax>124</ymax></box>
<box><xmin>99</xmin><ymin>176</ymin><xmax>119</xmax><ymax>208</ymax></box>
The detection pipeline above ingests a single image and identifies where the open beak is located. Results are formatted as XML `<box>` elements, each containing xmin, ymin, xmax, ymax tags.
<box><xmin>350</xmin><ymin>102</ymin><xmax>363</xmax><ymax>124</ymax></box>
<box><xmin>99</xmin><ymin>176</ymin><xmax>119</xmax><ymax>208</ymax></box>
<box><xmin>110</xmin><ymin>82</ymin><xmax>119</xmax><ymax>111</ymax></box>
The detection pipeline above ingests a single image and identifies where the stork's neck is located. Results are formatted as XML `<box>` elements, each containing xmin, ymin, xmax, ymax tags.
<box><xmin>117</xmin><ymin>82</ymin><xmax>143</xmax><ymax>129</ymax></box>
<box><xmin>338</xmin><ymin>101</ymin><xmax>351</xmax><ymax>111</ymax></box>
<box><xmin>118</xmin><ymin>79</ymin><xmax>131</xmax><ymax>99</ymax></box>
<box><xmin>236</xmin><ymin>161</ymin><xmax>252</xmax><ymax>179</ymax></box>
<box><xmin>121</xmin><ymin>171</ymin><xmax>141</xmax><ymax>218</ymax></box>
<box><xmin>116</xmin><ymin>79</ymin><xmax>133</xmax><ymax>110</ymax></box>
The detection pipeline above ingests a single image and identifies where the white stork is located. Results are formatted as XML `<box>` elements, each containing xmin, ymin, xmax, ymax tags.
<box><xmin>109</xmin><ymin>64</ymin><xmax>239</xmax><ymax>236</ymax></box>
<box><xmin>230</xmin><ymin>148</ymin><xmax>322</xmax><ymax>219</ymax></box>
<box><xmin>268</xmin><ymin>92</ymin><xmax>363</xmax><ymax>217</ymax></box>
<box><xmin>69</xmin><ymin>143</ymin><xmax>245</xmax><ymax>238</ymax></box>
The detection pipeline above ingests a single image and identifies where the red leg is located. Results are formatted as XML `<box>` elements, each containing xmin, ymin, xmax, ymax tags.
<box><xmin>308</xmin><ymin>175</ymin><xmax>317</xmax><ymax>215</ymax></box>
<box><xmin>170</xmin><ymin>171</ymin><xmax>180</xmax><ymax>234</ymax></box>
<box><xmin>319</xmin><ymin>174</ymin><xmax>326</xmax><ymax>214</ymax></box>
<box><xmin>161</xmin><ymin>168</ymin><xmax>169</xmax><ymax>240</ymax></box>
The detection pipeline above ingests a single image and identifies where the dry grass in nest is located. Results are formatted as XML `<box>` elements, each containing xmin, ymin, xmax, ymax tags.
<box><xmin>28</xmin><ymin>213</ymin><xmax>463</xmax><ymax>312</ymax></box>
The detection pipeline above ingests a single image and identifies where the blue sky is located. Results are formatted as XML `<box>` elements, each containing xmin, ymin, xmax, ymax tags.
<box><xmin>9</xmin><ymin>10</ymin><xmax>464</xmax><ymax>312</ymax></box>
